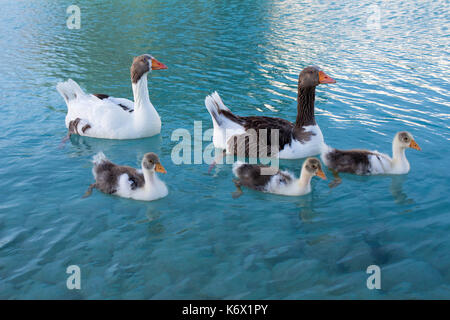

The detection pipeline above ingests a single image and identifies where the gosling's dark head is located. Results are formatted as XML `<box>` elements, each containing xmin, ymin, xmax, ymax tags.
<box><xmin>298</xmin><ymin>66</ymin><xmax>336</xmax><ymax>88</ymax></box>
<box><xmin>396</xmin><ymin>131</ymin><xmax>421</xmax><ymax>151</ymax></box>
<box><xmin>142</xmin><ymin>152</ymin><xmax>166</xmax><ymax>173</ymax></box>
<box><xmin>130</xmin><ymin>54</ymin><xmax>167</xmax><ymax>84</ymax></box>
<box><xmin>303</xmin><ymin>157</ymin><xmax>327</xmax><ymax>180</ymax></box>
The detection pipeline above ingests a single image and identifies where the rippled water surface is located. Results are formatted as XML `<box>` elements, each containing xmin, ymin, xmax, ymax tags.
<box><xmin>0</xmin><ymin>0</ymin><xmax>449</xmax><ymax>299</ymax></box>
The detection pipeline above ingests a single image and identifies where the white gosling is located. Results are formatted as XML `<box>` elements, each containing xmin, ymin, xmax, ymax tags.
<box><xmin>231</xmin><ymin>157</ymin><xmax>326</xmax><ymax>198</ymax></box>
<box><xmin>57</xmin><ymin>54</ymin><xmax>167</xmax><ymax>140</ymax></box>
<box><xmin>321</xmin><ymin>131</ymin><xmax>421</xmax><ymax>188</ymax></box>
<box><xmin>84</xmin><ymin>152</ymin><xmax>168</xmax><ymax>201</ymax></box>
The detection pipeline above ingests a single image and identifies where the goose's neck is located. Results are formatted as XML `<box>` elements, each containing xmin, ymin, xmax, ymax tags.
<box><xmin>297</xmin><ymin>170</ymin><xmax>313</xmax><ymax>192</ymax></box>
<box><xmin>143</xmin><ymin>168</ymin><xmax>158</xmax><ymax>190</ymax></box>
<box><xmin>132</xmin><ymin>74</ymin><xmax>153</xmax><ymax>111</ymax></box>
<box><xmin>131</xmin><ymin>74</ymin><xmax>161</xmax><ymax>133</ymax></box>
<box><xmin>391</xmin><ymin>143</ymin><xmax>409</xmax><ymax>172</ymax></box>
<box><xmin>295</xmin><ymin>86</ymin><xmax>316</xmax><ymax>128</ymax></box>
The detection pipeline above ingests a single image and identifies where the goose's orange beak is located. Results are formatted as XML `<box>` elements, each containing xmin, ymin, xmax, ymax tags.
<box><xmin>151</xmin><ymin>58</ymin><xmax>167</xmax><ymax>70</ymax></box>
<box><xmin>316</xmin><ymin>169</ymin><xmax>327</xmax><ymax>180</ymax></box>
<box><xmin>409</xmin><ymin>139</ymin><xmax>421</xmax><ymax>151</ymax></box>
<box><xmin>155</xmin><ymin>163</ymin><xmax>167</xmax><ymax>173</ymax></box>
<box><xmin>319</xmin><ymin>70</ymin><xmax>336</xmax><ymax>84</ymax></box>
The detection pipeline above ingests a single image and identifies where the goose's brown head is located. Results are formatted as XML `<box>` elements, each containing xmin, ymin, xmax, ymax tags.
<box><xmin>131</xmin><ymin>54</ymin><xmax>167</xmax><ymax>84</ymax></box>
<box><xmin>142</xmin><ymin>152</ymin><xmax>166</xmax><ymax>173</ymax></box>
<box><xmin>304</xmin><ymin>158</ymin><xmax>327</xmax><ymax>180</ymax></box>
<box><xmin>298</xmin><ymin>66</ymin><xmax>336</xmax><ymax>88</ymax></box>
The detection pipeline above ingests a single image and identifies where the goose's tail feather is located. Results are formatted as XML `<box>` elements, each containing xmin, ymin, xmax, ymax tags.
<box><xmin>205</xmin><ymin>91</ymin><xmax>230</xmax><ymax>126</ymax></box>
<box><xmin>232</xmin><ymin>161</ymin><xmax>245</xmax><ymax>177</ymax></box>
<box><xmin>320</xmin><ymin>143</ymin><xmax>334</xmax><ymax>166</ymax></box>
<box><xmin>320</xmin><ymin>143</ymin><xmax>334</xmax><ymax>156</ymax></box>
<box><xmin>56</xmin><ymin>79</ymin><xmax>86</xmax><ymax>104</ymax></box>
<box><xmin>93</xmin><ymin>152</ymin><xmax>108</xmax><ymax>166</ymax></box>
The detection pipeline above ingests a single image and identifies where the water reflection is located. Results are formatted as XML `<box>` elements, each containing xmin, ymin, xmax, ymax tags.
<box><xmin>297</xmin><ymin>195</ymin><xmax>318</xmax><ymax>223</ymax></box>
<box><xmin>67</xmin><ymin>134</ymin><xmax>163</xmax><ymax>161</ymax></box>
<box><xmin>323</xmin><ymin>170</ymin><xmax>415</xmax><ymax>207</ymax></box>
<box><xmin>390</xmin><ymin>175</ymin><xmax>415</xmax><ymax>205</ymax></box>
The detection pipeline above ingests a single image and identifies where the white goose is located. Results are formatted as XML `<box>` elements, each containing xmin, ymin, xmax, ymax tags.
<box><xmin>56</xmin><ymin>54</ymin><xmax>167</xmax><ymax>140</ymax></box>
<box><xmin>205</xmin><ymin>66</ymin><xmax>336</xmax><ymax>159</ymax></box>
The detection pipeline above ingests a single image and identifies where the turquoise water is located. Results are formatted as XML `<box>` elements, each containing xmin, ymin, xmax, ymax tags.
<box><xmin>0</xmin><ymin>0</ymin><xmax>449</xmax><ymax>299</ymax></box>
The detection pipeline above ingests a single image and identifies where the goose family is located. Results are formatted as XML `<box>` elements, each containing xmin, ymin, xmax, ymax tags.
<box><xmin>84</xmin><ymin>152</ymin><xmax>168</xmax><ymax>201</ymax></box>
<box><xmin>205</xmin><ymin>66</ymin><xmax>336</xmax><ymax>159</ymax></box>
<box><xmin>321</xmin><ymin>131</ymin><xmax>421</xmax><ymax>188</ymax></box>
<box><xmin>232</xmin><ymin>158</ymin><xmax>326</xmax><ymax>198</ymax></box>
<box><xmin>56</xmin><ymin>56</ymin><xmax>420</xmax><ymax>201</ymax></box>
<box><xmin>57</xmin><ymin>54</ymin><xmax>167</xmax><ymax>140</ymax></box>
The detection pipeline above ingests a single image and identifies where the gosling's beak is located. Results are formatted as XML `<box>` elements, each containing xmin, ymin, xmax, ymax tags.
<box><xmin>155</xmin><ymin>163</ymin><xmax>167</xmax><ymax>173</ymax></box>
<box><xmin>151</xmin><ymin>58</ymin><xmax>168</xmax><ymax>70</ymax></box>
<box><xmin>319</xmin><ymin>70</ymin><xmax>336</xmax><ymax>84</ymax></box>
<box><xmin>316</xmin><ymin>169</ymin><xmax>327</xmax><ymax>180</ymax></box>
<box><xmin>409</xmin><ymin>139</ymin><xmax>421</xmax><ymax>151</ymax></box>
